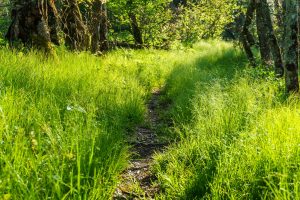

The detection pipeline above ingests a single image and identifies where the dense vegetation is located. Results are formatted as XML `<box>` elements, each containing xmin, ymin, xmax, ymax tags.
<box><xmin>1</xmin><ymin>0</ymin><xmax>300</xmax><ymax>199</ymax></box>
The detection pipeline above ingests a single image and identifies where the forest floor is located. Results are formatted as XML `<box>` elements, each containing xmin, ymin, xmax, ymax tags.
<box><xmin>114</xmin><ymin>89</ymin><xmax>168</xmax><ymax>199</ymax></box>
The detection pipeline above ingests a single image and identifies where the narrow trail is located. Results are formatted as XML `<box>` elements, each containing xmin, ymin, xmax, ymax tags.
<box><xmin>113</xmin><ymin>89</ymin><xmax>167</xmax><ymax>200</ymax></box>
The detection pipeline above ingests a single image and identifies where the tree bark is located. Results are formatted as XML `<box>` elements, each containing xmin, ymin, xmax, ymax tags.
<box><xmin>259</xmin><ymin>0</ymin><xmax>284</xmax><ymax>77</ymax></box>
<box><xmin>274</xmin><ymin>0</ymin><xmax>284</xmax><ymax>28</ymax></box>
<box><xmin>91</xmin><ymin>0</ymin><xmax>109</xmax><ymax>53</ymax></box>
<box><xmin>98</xmin><ymin>2</ymin><xmax>109</xmax><ymax>52</ymax></box>
<box><xmin>91</xmin><ymin>0</ymin><xmax>102</xmax><ymax>53</ymax></box>
<box><xmin>128</xmin><ymin>12</ymin><xmax>143</xmax><ymax>47</ymax></box>
<box><xmin>6</xmin><ymin>0</ymin><xmax>53</xmax><ymax>53</ymax></box>
<box><xmin>47</xmin><ymin>0</ymin><xmax>60</xmax><ymax>45</ymax></box>
<box><xmin>61</xmin><ymin>0</ymin><xmax>89</xmax><ymax>51</ymax></box>
<box><xmin>283</xmin><ymin>0</ymin><xmax>299</xmax><ymax>93</ymax></box>
<box><xmin>255</xmin><ymin>0</ymin><xmax>272</xmax><ymax>66</ymax></box>
<box><xmin>241</xmin><ymin>0</ymin><xmax>256</xmax><ymax>66</ymax></box>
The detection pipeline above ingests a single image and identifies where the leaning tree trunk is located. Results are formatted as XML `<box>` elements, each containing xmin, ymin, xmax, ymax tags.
<box><xmin>259</xmin><ymin>0</ymin><xmax>284</xmax><ymax>77</ymax></box>
<box><xmin>241</xmin><ymin>0</ymin><xmax>256</xmax><ymax>66</ymax></box>
<box><xmin>91</xmin><ymin>0</ymin><xmax>109</xmax><ymax>53</ymax></box>
<box><xmin>128</xmin><ymin>12</ymin><xmax>143</xmax><ymax>47</ymax></box>
<box><xmin>255</xmin><ymin>0</ymin><xmax>272</xmax><ymax>66</ymax></box>
<box><xmin>283</xmin><ymin>0</ymin><xmax>299</xmax><ymax>93</ymax></box>
<box><xmin>61</xmin><ymin>0</ymin><xmax>89</xmax><ymax>51</ymax></box>
<box><xmin>6</xmin><ymin>0</ymin><xmax>54</xmax><ymax>53</ymax></box>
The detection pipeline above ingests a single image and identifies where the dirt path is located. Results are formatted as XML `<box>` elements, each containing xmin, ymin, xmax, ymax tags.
<box><xmin>113</xmin><ymin>89</ymin><xmax>167</xmax><ymax>200</ymax></box>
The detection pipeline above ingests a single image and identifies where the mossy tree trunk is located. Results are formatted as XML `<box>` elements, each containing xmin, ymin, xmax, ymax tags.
<box><xmin>6</xmin><ymin>0</ymin><xmax>57</xmax><ymax>53</ymax></box>
<box><xmin>91</xmin><ymin>0</ymin><xmax>109</xmax><ymax>53</ymax></box>
<box><xmin>274</xmin><ymin>0</ymin><xmax>284</xmax><ymax>28</ymax></box>
<box><xmin>241</xmin><ymin>0</ymin><xmax>256</xmax><ymax>66</ymax></box>
<box><xmin>258</xmin><ymin>0</ymin><xmax>284</xmax><ymax>77</ymax></box>
<box><xmin>274</xmin><ymin>0</ymin><xmax>285</xmax><ymax>53</ymax></box>
<box><xmin>255</xmin><ymin>0</ymin><xmax>272</xmax><ymax>66</ymax></box>
<box><xmin>61</xmin><ymin>0</ymin><xmax>89</xmax><ymax>51</ymax></box>
<box><xmin>283</xmin><ymin>0</ymin><xmax>299</xmax><ymax>93</ymax></box>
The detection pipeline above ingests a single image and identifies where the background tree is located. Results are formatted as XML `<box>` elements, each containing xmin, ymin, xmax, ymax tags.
<box><xmin>241</xmin><ymin>0</ymin><xmax>284</xmax><ymax>77</ymax></box>
<box><xmin>256</xmin><ymin>0</ymin><xmax>272</xmax><ymax>66</ymax></box>
<box><xmin>241</xmin><ymin>0</ymin><xmax>256</xmax><ymax>66</ymax></box>
<box><xmin>91</xmin><ymin>0</ymin><xmax>109</xmax><ymax>53</ymax></box>
<box><xmin>6</xmin><ymin>0</ymin><xmax>58</xmax><ymax>53</ymax></box>
<box><xmin>61</xmin><ymin>0</ymin><xmax>89</xmax><ymax>51</ymax></box>
<box><xmin>283</xmin><ymin>0</ymin><xmax>299</xmax><ymax>93</ymax></box>
<box><xmin>127</xmin><ymin>0</ymin><xmax>143</xmax><ymax>47</ymax></box>
<box><xmin>257</xmin><ymin>0</ymin><xmax>284</xmax><ymax>76</ymax></box>
<box><xmin>47</xmin><ymin>0</ymin><xmax>60</xmax><ymax>45</ymax></box>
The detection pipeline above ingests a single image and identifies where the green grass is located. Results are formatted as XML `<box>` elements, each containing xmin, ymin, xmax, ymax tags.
<box><xmin>0</xmin><ymin>46</ymin><xmax>197</xmax><ymax>199</ymax></box>
<box><xmin>1</xmin><ymin>41</ymin><xmax>300</xmax><ymax>199</ymax></box>
<box><xmin>153</xmin><ymin>43</ymin><xmax>300</xmax><ymax>199</ymax></box>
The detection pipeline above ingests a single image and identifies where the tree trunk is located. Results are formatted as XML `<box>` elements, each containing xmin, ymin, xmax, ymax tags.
<box><xmin>91</xmin><ymin>0</ymin><xmax>102</xmax><ymax>53</ymax></box>
<box><xmin>126</xmin><ymin>0</ymin><xmax>143</xmax><ymax>47</ymax></box>
<box><xmin>255</xmin><ymin>0</ymin><xmax>272</xmax><ymax>66</ymax></box>
<box><xmin>61</xmin><ymin>0</ymin><xmax>89</xmax><ymax>51</ymax></box>
<box><xmin>99</xmin><ymin>2</ymin><xmax>109</xmax><ymax>52</ymax></box>
<box><xmin>259</xmin><ymin>0</ymin><xmax>284</xmax><ymax>77</ymax></box>
<box><xmin>47</xmin><ymin>0</ymin><xmax>60</xmax><ymax>45</ymax></box>
<box><xmin>6</xmin><ymin>0</ymin><xmax>53</xmax><ymax>53</ymax></box>
<box><xmin>274</xmin><ymin>0</ymin><xmax>286</xmax><ymax>54</ymax></box>
<box><xmin>283</xmin><ymin>0</ymin><xmax>299</xmax><ymax>93</ymax></box>
<box><xmin>241</xmin><ymin>0</ymin><xmax>256</xmax><ymax>66</ymax></box>
<box><xmin>128</xmin><ymin>12</ymin><xmax>143</xmax><ymax>47</ymax></box>
<box><xmin>91</xmin><ymin>0</ymin><xmax>109</xmax><ymax>53</ymax></box>
<box><xmin>274</xmin><ymin>0</ymin><xmax>284</xmax><ymax>28</ymax></box>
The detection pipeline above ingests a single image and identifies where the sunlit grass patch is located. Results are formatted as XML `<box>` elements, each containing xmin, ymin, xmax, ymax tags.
<box><xmin>153</xmin><ymin>44</ymin><xmax>300</xmax><ymax>199</ymax></box>
<box><xmin>0</xmin><ymin>46</ymin><xmax>199</xmax><ymax>199</ymax></box>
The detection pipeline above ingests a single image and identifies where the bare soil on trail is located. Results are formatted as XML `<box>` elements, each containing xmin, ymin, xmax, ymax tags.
<box><xmin>113</xmin><ymin>90</ymin><xmax>168</xmax><ymax>200</ymax></box>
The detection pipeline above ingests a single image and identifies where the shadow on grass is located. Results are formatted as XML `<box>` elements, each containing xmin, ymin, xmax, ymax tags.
<box><xmin>164</xmin><ymin>45</ymin><xmax>247</xmax><ymax>126</ymax></box>
<box><xmin>160</xmin><ymin>45</ymin><xmax>249</xmax><ymax>199</ymax></box>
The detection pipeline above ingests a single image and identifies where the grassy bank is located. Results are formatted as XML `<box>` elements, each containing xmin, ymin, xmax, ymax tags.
<box><xmin>153</xmin><ymin>43</ymin><xmax>300</xmax><ymax>199</ymax></box>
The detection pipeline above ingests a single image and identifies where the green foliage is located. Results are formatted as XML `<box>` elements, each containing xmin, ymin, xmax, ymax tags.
<box><xmin>0</xmin><ymin>1</ymin><xmax>10</xmax><ymax>44</ymax></box>
<box><xmin>1</xmin><ymin>0</ymin><xmax>240</xmax><ymax>48</ymax></box>
<box><xmin>174</xmin><ymin>0</ymin><xmax>241</xmax><ymax>44</ymax></box>
<box><xmin>108</xmin><ymin>0</ymin><xmax>173</xmax><ymax>46</ymax></box>
<box><xmin>107</xmin><ymin>0</ymin><xmax>240</xmax><ymax>46</ymax></box>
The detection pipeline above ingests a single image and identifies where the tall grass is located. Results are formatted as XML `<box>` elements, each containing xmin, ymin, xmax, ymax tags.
<box><xmin>0</xmin><ymin>46</ymin><xmax>196</xmax><ymax>199</ymax></box>
<box><xmin>1</xmin><ymin>41</ymin><xmax>298</xmax><ymax>199</ymax></box>
<box><xmin>153</xmin><ymin>42</ymin><xmax>300</xmax><ymax>199</ymax></box>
